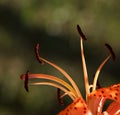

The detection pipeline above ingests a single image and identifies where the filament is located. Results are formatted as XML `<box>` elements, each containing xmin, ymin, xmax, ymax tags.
<box><xmin>35</xmin><ymin>44</ymin><xmax>82</xmax><ymax>98</ymax></box>
<box><xmin>21</xmin><ymin>73</ymin><xmax>78</xmax><ymax>98</ymax></box>
<box><xmin>92</xmin><ymin>55</ymin><xmax>111</xmax><ymax>91</ymax></box>
<box><xmin>80</xmin><ymin>36</ymin><xmax>90</xmax><ymax>98</ymax></box>
<box><xmin>30</xmin><ymin>82</ymin><xmax>76</xmax><ymax>100</ymax></box>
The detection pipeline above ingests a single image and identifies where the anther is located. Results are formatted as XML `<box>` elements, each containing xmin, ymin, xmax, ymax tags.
<box><xmin>35</xmin><ymin>43</ymin><xmax>44</xmax><ymax>64</ymax></box>
<box><xmin>24</xmin><ymin>70</ymin><xmax>29</xmax><ymax>92</ymax></box>
<box><xmin>57</xmin><ymin>88</ymin><xmax>64</xmax><ymax>105</ymax></box>
<box><xmin>77</xmin><ymin>24</ymin><xmax>87</xmax><ymax>40</ymax></box>
<box><xmin>105</xmin><ymin>43</ymin><xmax>116</xmax><ymax>60</ymax></box>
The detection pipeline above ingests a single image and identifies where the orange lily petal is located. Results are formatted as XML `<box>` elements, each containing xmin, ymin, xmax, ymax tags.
<box><xmin>104</xmin><ymin>101</ymin><xmax>120</xmax><ymax>115</ymax></box>
<box><xmin>87</xmin><ymin>84</ymin><xmax>120</xmax><ymax>114</ymax></box>
<box><xmin>58</xmin><ymin>98</ymin><xmax>92</xmax><ymax>115</ymax></box>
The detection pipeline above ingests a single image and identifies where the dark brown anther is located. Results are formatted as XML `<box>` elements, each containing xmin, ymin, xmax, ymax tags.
<box><xmin>25</xmin><ymin>71</ymin><xmax>29</xmax><ymax>92</ymax></box>
<box><xmin>35</xmin><ymin>43</ymin><xmax>44</xmax><ymax>64</ymax></box>
<box><xmin>105</xmin><ymin>43</ymin><xmax>116</xmax><ymax>60</ymax></box>
<box><xmin>57</xmin><ymin>88</ymin><xmax>64</xmax><ymax>105</ymax></box>
<box><xmin>77</xmin><ymin>24</ymin><xmax>87</xmax><ymax>40</ymax></box>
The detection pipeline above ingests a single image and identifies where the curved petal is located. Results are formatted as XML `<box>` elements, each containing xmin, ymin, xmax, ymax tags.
<box><xmin>58</xmin><ymin>98</ymin><xmax>92</xmax><ymax>115</ymax></box>
<box><xmin>87</xmin><ymin>84</ymin><xmax>120</xmax><ymax>115</ymax></box>
<box><xmin>104</xmin><ymin>101</ymin><xmax>120</xmax><ymax>115</ymax></box>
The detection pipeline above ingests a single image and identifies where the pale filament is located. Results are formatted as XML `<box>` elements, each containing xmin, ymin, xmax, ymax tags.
<box><xmin>80</xmin><ymin>37</ymin><xmax>90</xmax><ymax>99</ymax></box>
<box><xmin>92</xmin><ymin>54</ymin><xmax>111</xmax><ymax>91</ymax></box>
<box><xmin>21</xmin><ymin>73</ymin><xmax>79</xmax><ymax>100</ymax></box>
<box><xmin>30</xmin><ymin>82</ymin><xmax>76</xmax><ymax>100</ymax></box>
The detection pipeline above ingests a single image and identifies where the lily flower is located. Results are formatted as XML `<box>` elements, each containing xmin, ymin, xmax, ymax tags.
<box><xmin>20</xmin><ymin>25</ymin><xmax>120</xmax><ymax>115</ymax></box>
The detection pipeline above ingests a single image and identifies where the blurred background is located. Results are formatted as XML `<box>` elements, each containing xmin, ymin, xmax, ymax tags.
<box><xmin>0</xmin><ymin>0</ymin><xmax>120</xmax><ymax>115</ymax></box>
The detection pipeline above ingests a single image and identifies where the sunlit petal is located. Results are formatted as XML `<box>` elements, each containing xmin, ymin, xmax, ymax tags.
<box><xmin>58</xmin><ymin>98</ymin><xmax>92</xmax><ymax>115</ymax></box>
<box><xmin>105</xmin><ymin>101</ymin><xmax>120</xmax><ymax>115</ymax></box>
<box><xmin>87</xmin><ymin>84</ymin><xmax>120</xmax><ymax>114</ymax></box>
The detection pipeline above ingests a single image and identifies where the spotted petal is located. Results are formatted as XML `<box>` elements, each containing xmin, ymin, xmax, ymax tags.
<box><xmin>104</xmin><ymin>101</ymin><xmax>120</xmax><ymax>115</ymax></box>
<box><xmin>87</xmin><ymin>84</ymin><xmax>120</xmax><ymax>114</ymax></box>
<box><xmin>58</xmin><ymin>98</ymin><xmax>92</xmax><ymax>115</ymax></box>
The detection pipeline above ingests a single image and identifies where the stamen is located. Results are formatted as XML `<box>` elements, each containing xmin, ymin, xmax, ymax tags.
<box><xmin>92</xmin><ymin>44</ymin><xmax>115</xmax><ymax>91</ymax></box>
<box><xmin>24</xmin><ymin>71</ymin><xmax>29</xmax><ymax>92</ymax></box>
<box><xmin>35</xmin><ymin>43</ymin><xmax>44</xmax><ymax>65</ymax></box>
<box><xmin>89</xmin><ymin>85</ymin><xmax>93</xmax><ymax>92</ymax></box>
<box><xmin>105</xmin><ymin>43</ymin><xmax>116</xmax><ymax>60</ymax></box>
<box><xmin>57</xmin><ymin>88</ymin><xmax>64</xmax><ymax>105</ymax></box>
<box><xmin>78</xmin><ymin>25</ymin><xmax>90</xmax><ymax>99</ymax></box>
<box><xmin>77</xmin><ymin>24</ymin><xmax>87</xmax><ymax>40</ymax></box>
<box><xmin>30</xmin><ymin>82</ymin><xmax>76</xmax><ymax>100</ymax></box>
<box><xmin>34</xmin><ymin>44</ymin><xmax>82</xmax><ymax>98</ymax></box>
<box><xmin>60</xmin><ymin>93</ymin><xmax>68</xmax><ymax>99</ymax></box>
<box><xmin>92</xmin><ymin>75</ymin><xmax>102</xmax><ymax>89</ymax></box>
<box><xmin>21</xmin><ymin>73</ymin><xmax>77</xmax><ymax>97</ymax></box>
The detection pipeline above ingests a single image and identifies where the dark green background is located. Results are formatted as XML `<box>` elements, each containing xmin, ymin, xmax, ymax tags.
<box><xmin>0</xmin><ymin>0</ymin><xmax>120</xmax><ymax>115</ymax></box>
